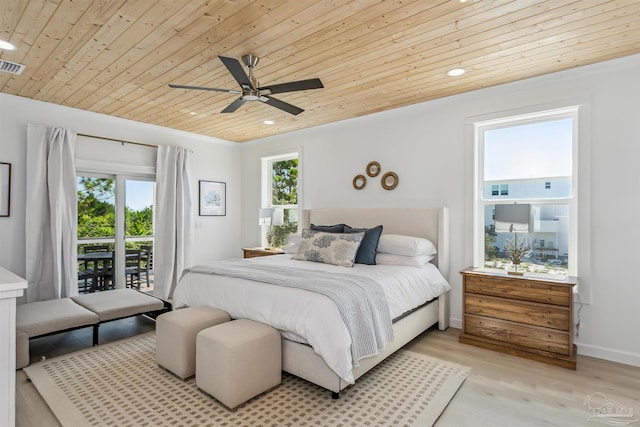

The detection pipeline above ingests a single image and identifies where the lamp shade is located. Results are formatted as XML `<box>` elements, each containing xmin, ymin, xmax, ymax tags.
<box><xmin>271</xmin><ymin>208</ymin><xmax>284</xmax><ymax>226</ymax></box>
<box><xmin>288</xmin><ymin>208</ymin><xmax>299</xmax><ymax>224</ymax></box>
<box><xmin>494</xmin><ymin>204</ymin><xmax>530</xmax><ymax>233</ymax></box>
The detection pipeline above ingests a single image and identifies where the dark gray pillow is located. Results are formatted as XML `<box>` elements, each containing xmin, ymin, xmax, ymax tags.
<box><xmin>344</xmin><ymin>225</ymin><xmax>383</xmax><ymax>265</ymax></box>
<box><xmin>310</xmin><ymin>223</ymin><xmax>346</xmax><ymax>233</ymax></box>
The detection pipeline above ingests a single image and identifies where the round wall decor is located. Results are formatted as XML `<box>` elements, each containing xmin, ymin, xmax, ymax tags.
<box><xmin>366</xmin><ymin>161</ymin><xmax>381</xmax><ymax>177</ymax></box>
<box><xmin>381</xmin><ymin>172</ymin><xmax>398</xmax><ymax>190</ymax></box>
<box><xmin>352</xmin><ymin>174</ymin><xmax>367</xmax><ymax>190</ymax></box>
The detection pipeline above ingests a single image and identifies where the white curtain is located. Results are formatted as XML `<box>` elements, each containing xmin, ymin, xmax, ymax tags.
<box><xmin>154</xmin><ymin>145</ymin><xmax>193</xmax><ymax>299</ymax></box>
<box><xmin>25</xmin><ymin>124</ymin><xmax>78</xmax><ymax>302</ymax></box>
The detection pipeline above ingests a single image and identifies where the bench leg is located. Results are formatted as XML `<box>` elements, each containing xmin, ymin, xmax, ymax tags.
<box><xmin>93</xmin><ymin>324</ymin><xmax>99</xmax><ymax>346</ymax></box>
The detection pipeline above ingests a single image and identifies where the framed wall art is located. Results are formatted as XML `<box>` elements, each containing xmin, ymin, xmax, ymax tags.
<box><xmin>0</xmin><ymin>162</ymin><xmax>11</xmax><ymax>217</ymax></box>
<box><xmin>199</xmin><ymin>180</ymin><xmax>226</xmax><ymax>216</ymax></box>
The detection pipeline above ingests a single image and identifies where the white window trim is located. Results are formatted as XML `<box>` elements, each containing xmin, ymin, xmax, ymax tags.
<box><xmin>260</xmin><ymin>149</ymin><xmax>302</xmax><ymax>246</ymax></box>
<box><xmin>473</xmin><ymin>106</ymin><xmax>579</xmax><ymax>277</ymax></box>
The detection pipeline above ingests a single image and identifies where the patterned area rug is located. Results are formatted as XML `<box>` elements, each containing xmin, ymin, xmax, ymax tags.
<box><xmin>24</xmin><ymin>332</ymin><xmax>468</xmax><ymax>426</ymax></box>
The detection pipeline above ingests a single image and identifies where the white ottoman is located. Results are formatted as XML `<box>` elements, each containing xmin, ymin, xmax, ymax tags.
<box><xmin>196</xmin><ymin>319</ymin><xmax>281</xmax><ymax>410</ymax></box>
<box><xmin>156</xmin><ymin>306</ymin><xmax>230</xmax><ymax>379</ymax></box>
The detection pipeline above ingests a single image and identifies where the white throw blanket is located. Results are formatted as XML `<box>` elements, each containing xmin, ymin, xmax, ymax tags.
<box><xmin>183</xmin><ymin>259</ymin><xmax>394</xmax><ymax>364</ymax></box>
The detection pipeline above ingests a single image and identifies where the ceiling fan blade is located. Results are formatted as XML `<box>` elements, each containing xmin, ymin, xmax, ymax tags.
<box><xmin>258</xmin><ymin>78</ymin><xmax>324</xmax><ymax>95</ymax></box>
<box><xmin>221</xmin><ymin>97</ymin><xmax>247</xmax><ymax>113</ymax></box>
<box><xmin>168</xmin><ymin>83</ymin><xmax>240</xmax><ymax>94</ymax></box>
<box><xmin>261</xmin><ymin>96</ymin><xmax>304</xmax><ymax>115</ymax></box>
<box><xmin>218</xmin><ymin>55</ymin><xmax>253</xmax><ymax>89</ymax></box>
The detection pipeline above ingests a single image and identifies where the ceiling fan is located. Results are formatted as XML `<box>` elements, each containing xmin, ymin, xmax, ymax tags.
<box><xmin>168</xmin><ymin>54</ymin><xmax>324</xmax><ymax>115</ymax></box>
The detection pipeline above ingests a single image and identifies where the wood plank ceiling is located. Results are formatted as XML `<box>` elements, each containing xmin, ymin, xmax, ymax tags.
<box><xmin>1</xmin><ymin>0</ymin><xmax>639</xmax><ymax>143</ymax></box>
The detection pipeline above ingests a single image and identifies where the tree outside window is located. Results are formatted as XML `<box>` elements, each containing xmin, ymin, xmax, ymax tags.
<box><xmin>267</xmin><ymin>158</ymin><xmax>298</xmax><ymax>248</ymax></box>
<box><xmin>261</xmin><ymin>153</ymin><xmax>300</xmax><ymax>249</ymax></box>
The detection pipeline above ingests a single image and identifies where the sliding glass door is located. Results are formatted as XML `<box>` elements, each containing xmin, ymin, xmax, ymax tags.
<box><xmin>123</xmin><ymin>179</ymin><xmax>155</xmax><ymax>290</ymax></box>
<box><xmin>77</xmin><ymin>174</ymin><xmax>155</xmax><ymax>292</ymax></box>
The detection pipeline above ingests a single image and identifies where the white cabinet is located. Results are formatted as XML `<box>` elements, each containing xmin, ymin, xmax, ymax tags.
<box><xmin>0</xmin><ymin>267</ymin><xmax>27</xmax><ymax>427</ymax></box>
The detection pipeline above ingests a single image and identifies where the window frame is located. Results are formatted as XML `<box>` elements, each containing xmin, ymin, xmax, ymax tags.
<box><xmin>260</xmin><ymin>150</ymin><xmax>301</xmax><ymax>247</ymax></box>
<box><xmin>473</xmin><ymin>107</ymin><xmax>579</xmax><ymax>276</ymax></box>
<box><xmin>76</xmin><ymin>166</ymin><xmax>156</xmax><ymax>289</ymax></box>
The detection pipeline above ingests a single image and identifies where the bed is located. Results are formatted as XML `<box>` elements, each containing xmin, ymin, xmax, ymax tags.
<box><xmin>173</xmin><ymin>207</ymin><xmax>450</xmax><ymax>397</ymax></box>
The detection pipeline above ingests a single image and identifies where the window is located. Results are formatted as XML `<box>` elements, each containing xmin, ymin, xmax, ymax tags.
<box><xmin>261</xmin><ymin>152</ymin><xmax>300</xmax><ymax>248</ymax></box>
<box><xmin>475</xmin><ymin>107</ymin><xmax>577</xmax><ymax>276</ymax></box>
<box><xmin>490</xmin><ymin>184</ymin><xmax>509</xmax><ymax>196</ymax></box>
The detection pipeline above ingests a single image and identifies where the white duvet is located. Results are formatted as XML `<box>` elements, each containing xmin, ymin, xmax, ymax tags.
<box><xmin>172</xmin><ymin>255</ymin><xmax>450</xmax><ymax>383</ymax></box>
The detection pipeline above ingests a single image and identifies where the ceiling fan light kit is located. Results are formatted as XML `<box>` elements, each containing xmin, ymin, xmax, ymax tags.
<box><xmin>169</xmin><ymin>54</ymin><xmax>323</xmax><ymax>115</ymax></box>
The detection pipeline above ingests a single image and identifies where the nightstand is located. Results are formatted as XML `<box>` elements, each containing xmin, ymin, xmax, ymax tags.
<box><xmin>242</xmin><ymin>247</ymin><xmax>285</xmax><ymax>259</ymax></box>
<box><xmin>459</xmin><ymin>267</ymin><xmax>578</xmax><ymax>369</ymax></box>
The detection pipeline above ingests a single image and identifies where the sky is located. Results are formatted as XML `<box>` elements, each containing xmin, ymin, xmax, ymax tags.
<box><xmin>126</xmin><ymin>180</ymin><xmax>154</xmax><ymax>211</ymax></box>
<box><xmin>484</xmin><ymin>118</ymin><xmax>573</xmax><ymax>181</ymax></box>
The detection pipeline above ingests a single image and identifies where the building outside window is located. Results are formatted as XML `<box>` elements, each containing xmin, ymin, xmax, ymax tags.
<box><xmin>261</xmin><ymin>152</ymin><xmax>299</xmax><ymax>248</ymax></box>
<box><xmin>474</xmin><ymin>107</ymin><xmax>578</xmax><ymax>276</ymax></box>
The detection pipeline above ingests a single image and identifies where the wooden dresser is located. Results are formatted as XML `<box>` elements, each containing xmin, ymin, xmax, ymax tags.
<box><xmin>459</xmin><ymin>267</ymin><xmax>577</xmax><ymax>369</ymax></box>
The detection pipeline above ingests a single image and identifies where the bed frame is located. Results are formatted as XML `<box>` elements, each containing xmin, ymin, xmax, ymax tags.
<box><xmin>282</xmin><ymin>207</ymin><xmax>450</xmax><ymax>397</ymax></box>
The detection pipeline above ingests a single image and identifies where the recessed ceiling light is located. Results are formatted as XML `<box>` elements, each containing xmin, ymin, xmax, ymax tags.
<box><xmin>0</xmin><ymin>40</ymin><xmax>16</xmax><ymax>50</ymax></box>
<box><xmin>263</xmin><ymin>120</ymin><xmax>274</xmax><ymax>125</ymax></box>
<box><xmin>447</xmin><ymin>68</ymin><xmax>466</xmax><ymax>77</ymax></box>
<box><xmin>189</xmin><ymin>112</ymin><xmax>196</xmax><ymax>115</ymax></box>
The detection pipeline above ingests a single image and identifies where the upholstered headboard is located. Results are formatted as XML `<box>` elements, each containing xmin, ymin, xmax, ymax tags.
<box><xmin>301</xmin><ymin>207</ymin><xmax>450</xmax><ymax>279</ymax></box>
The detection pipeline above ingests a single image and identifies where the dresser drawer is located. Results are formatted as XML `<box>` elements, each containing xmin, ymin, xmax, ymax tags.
<box><xmin>465</xmin><ymin>294</ymin><xmax>570</xmax><ymax>330</ymax></box>
<box><xmin>464</xmin><ymin>275</ymin><xmax>570</xmax><ymax>306</ymax></box>
<box><xmin>465</xmin><ymin>315</ymin><xmax>570</xmax><ymax>356</ymax></box>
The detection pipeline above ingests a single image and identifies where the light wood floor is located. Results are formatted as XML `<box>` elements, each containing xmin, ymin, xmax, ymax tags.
<box><xmin>16</xmin><ymin>322</ymin><xmax>640</xmax><ymax>426</ymax></box>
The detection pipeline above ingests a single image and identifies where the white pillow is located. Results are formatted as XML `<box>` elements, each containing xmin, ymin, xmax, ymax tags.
<box><xmin>376</xmin><ymin>253</ymin><xmax>434</xmax><ymax>267</ymax></box>
<box><xmin>377</xmin><ymin>234</ymin><xmax>437</xmax><ymax>257</ymax></box>
<box><xmin>293</xmin><ymin>230</ymin><xmax>364</xmax><ymax>267</ymax></box>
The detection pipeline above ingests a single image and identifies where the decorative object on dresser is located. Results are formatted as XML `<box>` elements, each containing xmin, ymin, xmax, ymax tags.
<box><xmin>242</xmin><ymin>247</ymin><xmax>285</xmax><ymax>258</ymax></box>
<box><xmin>494</xmin><ymin>203</ymin><xmax>532</xmax><ymax>275</ymax></box>
<box><xmin>459</xmin><ymin>267</ymin><xmax>577</xmax><ymax>369</ymax></box>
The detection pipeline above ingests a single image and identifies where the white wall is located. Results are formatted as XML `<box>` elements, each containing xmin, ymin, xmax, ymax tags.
<box><xmin>242</xmin><ymin>54</ymin><xmax>640</xmax><ymax>367</ymax></box>
<box><xmin>0</xmin><ymin>93</ymin><xmax>243</xmax><ymax>281</ymax></box>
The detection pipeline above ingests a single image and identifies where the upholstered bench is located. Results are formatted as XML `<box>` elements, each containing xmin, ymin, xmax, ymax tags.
<box><xmin>16</xmin><ymin>289</ymin><xmax>167</xmax><ymax>369</ymax></box>
<box><xmin>196</xmin><ymin>319</ymin><xmax>281</xmax><ymax>410</ymax></box>
<box><xmin>156</xmin><ymin>306</ymin><xmax>231</xmax><ymax>379</ymax></box>
<box><xmin>16</xmin><ymin>298</ymin><xmax>100</xmax><ymax>369</ymax></box>
<box><xmin>72</xmin><ymin>289</ymin><xmax>165</xmax><ymax>345</ymax></box>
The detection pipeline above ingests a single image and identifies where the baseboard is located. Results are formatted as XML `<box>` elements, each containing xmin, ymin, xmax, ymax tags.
<box><xmin>448</xmin><ymin>317</ymin><xmax>462</xmax><ymax>329</ymax></box>
<box><xmin>576</xmin><ymin>343</ymin><xmax>640</xmax><ymax>367</ymax></box>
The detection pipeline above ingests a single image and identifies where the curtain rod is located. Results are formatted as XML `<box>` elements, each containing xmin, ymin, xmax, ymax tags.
<box><xmin>77</xmin><ymin>133</ymin><xmax>157</xmax><ymax>149</ymax></box>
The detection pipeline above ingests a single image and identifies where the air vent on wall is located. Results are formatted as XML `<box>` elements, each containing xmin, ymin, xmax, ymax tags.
<box><xmin>0</xmin><ymin>59</ymin><xmax>26</xmax><ymax>75</ymax></box>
